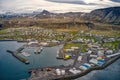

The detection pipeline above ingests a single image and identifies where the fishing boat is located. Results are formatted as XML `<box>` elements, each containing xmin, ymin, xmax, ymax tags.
<box><xmin>34</xmin><ymin>47</ymin><xmax>43</xmax><ymax>54</ymax></box>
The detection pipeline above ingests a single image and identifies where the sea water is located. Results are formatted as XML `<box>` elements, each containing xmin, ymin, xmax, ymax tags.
<box><xmin>0</xmin><ymin>41</ymin><xmax>73</xmax><ymax>80</ymax></box>
<box><xmin>0</xmin><ymin>41</ymin><xmax>120</xmax><ymax>80</ymax></box>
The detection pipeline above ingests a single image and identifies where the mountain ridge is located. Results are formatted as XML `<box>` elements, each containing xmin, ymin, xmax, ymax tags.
<box><xmin>85</xmin><ymin>7</ymin><xmax>120</xmax><ymax>24</ymax></box>
<box><xmin>0</xmin><ymin>7</ymin><xmax>120</xmax><ymax>25</ymax></box>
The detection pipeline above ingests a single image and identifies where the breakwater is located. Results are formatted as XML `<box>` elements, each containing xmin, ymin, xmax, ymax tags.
<box><xmin>7</xmin><ymin>50</ymin><xmax>29</xmax><ymax>64</ymax></box>
<box><xmin>53</xmin><ymin>55</ymin><xmax>120</xmax><ymax>80</ymax></box>
<box><xmin>6</xmin><ymin>44</ymin><xmax>30</xmax><ymax>64</ymax></box>
<box><xmin>28</xmin><ymin>54</ymin><xmax>120</xmax><ymax>80</ymax></box>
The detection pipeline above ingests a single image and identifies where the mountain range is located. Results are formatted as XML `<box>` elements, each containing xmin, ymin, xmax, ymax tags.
<box><xmin>0</xmin><ymin>7</ymin><xmax>120</xmax><ymax>25</ymax></box>
<box><xmin>86</xmin><ymin>7</ymin><xmax>120</xmax><ymax>25</ymax></box>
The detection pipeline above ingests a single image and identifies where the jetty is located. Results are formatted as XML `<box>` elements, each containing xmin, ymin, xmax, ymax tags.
<box><xmin>6</xmin><ymin>42</ymin><xmax>43</xmax><ymax>64</ymax></box>
<box><xmin>7</xmin><ymin>50</ymin><xmax>29</xmax><ymax>64</ymax></box>
<box><xmin>6</xmin><ymin>44</ymin><xmax>30</xmax><ymax>64</ymax></box>
<box><xmin>56</xmin><ymin>48</ymin><xmax>65</xmax><ymax>59</ymax></box>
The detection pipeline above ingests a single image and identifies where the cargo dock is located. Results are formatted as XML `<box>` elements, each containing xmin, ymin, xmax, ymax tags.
<box><xmin>6</xmin><ymin>44</ymin><xmax>30</xmax><ymax>64</ymax></box>
<box><xmin>28</xmin><ymin>50</ymin><xmax>120</xmax><ymax>80</ymax></box>
<box><xmin>7</xmin><ymin>50</ymin><xmax>29</xmax><ymax>64</ymax></box>
<box><xmin>6</xmin><ymin>42</ymin><xmax>43</xmax><ymax>64</ymax></box>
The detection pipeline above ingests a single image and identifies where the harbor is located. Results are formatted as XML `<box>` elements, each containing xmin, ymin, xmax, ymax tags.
<box><xmin>28</xmin><ymin>37</ymin><xmax>120</xmax><ymax>80</ymax></box>
<box><xmin>5</xmin><ymin>38</ymin><xmax>120</xmax><ymax>80</ymax></box>
<box><xmin>0</xmin><ymin>2</ymin><xmax>120</xmax><ymax>80</ymax></box>
<box><xmin>0</xmin><ymin>41</ymin><xmax>73</xmax><ymax>80</ymax></box>
<box><xmin>6</xmin><ymin>41</ymin><xmax>44</xmax><ymax>64</ymax></box>
<box><xmin>28</xmin><ymin>50</ymin><xmax>120</xmax><ymax>80</ymax></box>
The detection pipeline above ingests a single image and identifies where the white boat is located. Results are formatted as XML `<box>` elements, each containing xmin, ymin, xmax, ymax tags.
<box><xmin>34</xmin><ymin>47</ymin><xmax>43</xmax><ymax>54</ymax></box>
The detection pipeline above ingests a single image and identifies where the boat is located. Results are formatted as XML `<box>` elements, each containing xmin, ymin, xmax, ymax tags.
<box><xmin>34</xmin><ymin>47</ymin><xmax>43</xmax><ymax>54</ymax></box>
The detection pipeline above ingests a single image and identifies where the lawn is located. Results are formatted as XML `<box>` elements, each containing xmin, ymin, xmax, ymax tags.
<box><xmin>102</xmin><ymin>40</ymin><xmax>120</xmax><ymax>50</ymax></box>
<box><xmin>64</xmin><ymin>43</ymin><xmax>80</xmax><ymax>49</ymax></box>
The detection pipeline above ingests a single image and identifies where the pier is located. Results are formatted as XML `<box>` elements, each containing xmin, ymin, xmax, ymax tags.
<box><xmin>6</xmin><ymin>43</ymin><xmax>43</xmax><ymax>64</ymax></box>
<box><xmin>56</xmin><ymin>48</ymin><xmax>65</xmax><ymax>59</ymax></box>
<box><xmin>6</xmin><ymin>44</ymin><xmax>30</xmax><ymax>64</ymax></box>
<box><xmin>28</xmin><ymin>50</ymin><xmax>120</xmax><ymax>80</ymax></box>
<box><xmin>7</xmin><ymin>50</ymin><xmax>29</xmax><ymax>64</ymax></box>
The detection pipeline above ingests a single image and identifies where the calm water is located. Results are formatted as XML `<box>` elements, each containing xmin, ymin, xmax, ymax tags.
<box><xmin>0</xmin><ymin>41</ymin><xmax>73</xmax><ymax>80</ymax></box>
<box><xmin>0</xmin><ymin>41</ymin><xmax>120</xmax><ymax>80</ymax></box>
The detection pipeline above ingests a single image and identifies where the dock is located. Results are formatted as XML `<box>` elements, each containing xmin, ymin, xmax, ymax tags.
<box><xmin>6</xmin><ymin>44</ymin><xmax>30</xmax><ymax>64</ymax></box>
<box><xmin>28</xmin><ymin>48</ymin><xmax>120</xmax><ymax>80</ymax></box>
<box><xmin>6</xmin><ymin>43</ymin><xmax>43</xmax><ymax>64</ymax></box>
<box><xmin>7</xmin><ymin>50</ymin><xmax>29</xmax><ymax>64</ymax></box>
<box><xmin>56</xmin><ymin>48</ymin><xmax>65</xmax><ymax>59</ymax></box>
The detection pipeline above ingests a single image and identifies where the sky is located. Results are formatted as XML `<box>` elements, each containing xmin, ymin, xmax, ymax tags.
<box><xmin>0</xmin><ymin>0</ymin><xmax>120</xmax><ymax>14</ymax></box>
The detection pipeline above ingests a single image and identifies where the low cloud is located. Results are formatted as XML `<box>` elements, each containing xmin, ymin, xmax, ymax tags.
<box><xmin>0</xmin><ymin>0</ymin><xmax>120</xmax><ymax>14</ymax></box>
<box><xmin>45</xmin><ymin>0</ymin><xmax>85</xmax><ymax>4</ymax></box>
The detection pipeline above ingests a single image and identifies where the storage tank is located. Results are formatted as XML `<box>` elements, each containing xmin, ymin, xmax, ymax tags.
<box><xmin>56</xmin><ymin>69</ymin><xmax>61</xmax><ymax>75</ymax></box>
<box><xmin>61</xmin><ymin>70</ymin><xmax>65</xmax><ymax>75</ymax></box>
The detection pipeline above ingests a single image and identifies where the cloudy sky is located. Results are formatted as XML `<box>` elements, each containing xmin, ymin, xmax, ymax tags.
<box><xmin>0</xmin><ymin>0</ymin><xmax>120</xmax><ymax>14</ymax></box>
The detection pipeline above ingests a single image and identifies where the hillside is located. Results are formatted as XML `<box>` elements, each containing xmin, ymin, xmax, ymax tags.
<box><xmin>86</xmin><ymin>7</ymin><xmax>120</xmax><ymax>25</ymax></box>
<box><xmin>0</xmin><ymin>7</ymin><xmax>120</xmax><ymax>31</ymax></box>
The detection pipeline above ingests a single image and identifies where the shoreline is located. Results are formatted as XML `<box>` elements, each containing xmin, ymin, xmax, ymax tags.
<box><xmin>1</xmin><ymin>39</ymin><xmax>120</xmax><ymax>80</ymax></box>
<box><xmin>28</xmin><ymin>54</ymin><xmax>120</xmax><ymax>80</ymax></box>
<box><xmin>55</xmin><ymin>55</ymin><xmax>120</xmax><ymax>80</ymax></box>
<box><xmin>0</xmin><ymin>39</ymin><xmax>28</xmax><ymax>42</ymax></box>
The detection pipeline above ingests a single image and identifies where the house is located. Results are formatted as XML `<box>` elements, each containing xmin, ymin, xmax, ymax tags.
<box><xmin>108</xmin><ymin>38</ymin><xmax>115</xmax><ymax>42</ymax></box>
<box><xmin>69</xmin><ymin>68</ymin><xmax>81</xmax><ymax>74</ymax></box>
<box><xmin>71</xmin><ymin>47</ymin><xmax>79</xmax><ymax>50</ymax></box>
<box><xmin>51</xmin><ymin>40</ymin><xmax>60</xmax><ymax>44</ymax></box>
<box><xmin>97</xmin><ymin>50</ymin><xmax>104</xmax><ymax>57</ymax></box>
<box><xmin>106</xmin><ymin>50</ymin><xmax>113</xmax><ymax>54</ymax></box>
<box><xmin>87</xmin><ymin>50</ymin><xmax>92</xmax><ymax>54</ymax></box>
<box><xmin>40</xmin><ymin>42</ymin><xmax>48</xmax><ymax>46</ymax></box>
<box><xmin>78</xmin><ymin>56</ymin><xmax>82</xmax><ymax>62</ymax></box>
<box><xmin>89</xmin><ymin>58</ymin><xmax>105</xmax><ymax>66</ymax></box>
<box><xmin>28</xmin><ymin>40</ymin><xmax>38</xmax><ymax>45</ymax></box>
<box><xmin>90</xmin><ymin>55</ymin><xmax>98</xmax><ymax>58</ymax></box>
<box><xmin>65</xmin><ymin>49</ymin><xmax>74</xmax><ymax>52</ymax></box>
<box><xmin>79</xmin><ymin>63</ymin><xmax>91</xmax><ymax>70</ymax></box>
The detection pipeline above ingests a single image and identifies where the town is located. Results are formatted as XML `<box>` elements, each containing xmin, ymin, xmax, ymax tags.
<box><xmin>0</xmin><ymin>1</ymin><xmax>120</xmax><ymax>80</ymax></box>
<box><xmin>27</xmin><ymin>32</ymin><xmax>120</xmax><ymax>80</ymax></box>
<box><xmin>5</xmin><ymin>27</ymin><xmax>120</xmax><ymax>80</ymax></box>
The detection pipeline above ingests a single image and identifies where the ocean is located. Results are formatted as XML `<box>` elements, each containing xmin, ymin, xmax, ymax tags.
<box><xmin>0</xmin><ymin>41</ymin><xmax>120</xmax><ymax>80</ymax></box>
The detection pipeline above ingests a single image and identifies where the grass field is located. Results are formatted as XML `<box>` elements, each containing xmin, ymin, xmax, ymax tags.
<box><xmin>64</xmin><ymin>43</ymin><xmax>80</xmax><ymax>49</ymax></box>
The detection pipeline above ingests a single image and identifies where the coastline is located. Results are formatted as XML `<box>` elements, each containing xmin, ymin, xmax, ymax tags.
<box><xmin>0</xmin><ymin>39</ymin><xmax>28</xmax><ymax>42</ymax></box>
<box><xmin>28</xmin><ymin>54</ymin><xmax>120</xmax><ymax>80</ymax></box>
<box><xmin>55</xmin><ymin>55</ymin><xmax>120</xmax><ymax>80</ymax></box>
<box><xmin>1</xmin><ymin>40</ymin><xmax>120</xmax><ymax>80</ymax></box>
